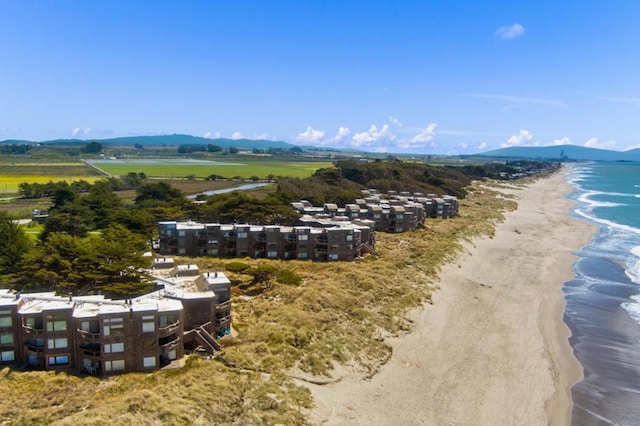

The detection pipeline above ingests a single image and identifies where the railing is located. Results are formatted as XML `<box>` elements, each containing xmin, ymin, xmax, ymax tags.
<box><xmin>215</xmin><ymin>300</ymin><xmax>231</xmax><ymax>311</ymax></box>
<box><xmin>26</xmin><ymin>344</ymin><xmax>45</xmax><ymax>353</ymax></box>
<box><xmin>158</xmin><ymin>321</ymin><xmax>181</xmax><ymax>336</ymax></box>
<box><xmin>22</xmin><ymin>325</ymin><xmax>44</xmax><ymax>335</ymax></box>
<box><xmin>216</xmin><ymin>314</ymin><xmax>231</xmax><ymax>323</ymax></box>
<box><xmin>77</xmin><ymin>329</ymin><xmax>101</xmax><ymax>340</ymax></box>
<box><xmin>82</xmin><ymin>349</ymin><xmax>101</xmax><ymax>358</ymax></box>
<box><xmin>160</xmin><ymin>337</ymin><xmax>180</xmax><ymax>353</ymax></box>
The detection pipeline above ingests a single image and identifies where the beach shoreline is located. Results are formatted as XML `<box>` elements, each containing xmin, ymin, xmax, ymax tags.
<box><xmin>307</xmin><ymin>167</ymin><xmax>596</xmax><ymax>425</ymax></box>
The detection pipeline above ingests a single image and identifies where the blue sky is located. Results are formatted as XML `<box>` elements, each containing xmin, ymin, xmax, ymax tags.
<box><xmin>1</xmin><ymin>1</ymin><xmax>639</xmax><ymax>154</ymax></box>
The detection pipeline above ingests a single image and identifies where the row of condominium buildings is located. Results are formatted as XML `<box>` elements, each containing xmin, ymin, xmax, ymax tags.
<box><xmin>157</xmin><ymin>190</ymin><xmax>458</xmax><ymax>261</ymax></box>
<box><xmin>0</xmin><ymin>258</ymin><xmax>231</xmax><ymax>375</ymax></box>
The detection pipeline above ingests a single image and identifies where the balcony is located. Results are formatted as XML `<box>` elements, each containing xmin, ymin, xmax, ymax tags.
<box><xmin>215</xmin><ymin>300</ymin><xmax>231</xmax><ymax>312</ymax></box>
<box><xmin>82</xmin><ymin>348</ymin><xmax>101</xmax><ymax>358</ymax></box>
<box><xmin>215</xmin><ymin>315</ymin><xmax>231</xmax><ymax>330</ymax></box>
<box><xmin>160</xmin><ymin>337</ymin><xmax>180</xmax><ymax>354</ymax></box>
<box><xmin>158</xmin><ymin>320</ymin><xmax>181</xmax><ymax>337</ymax></box>
<box><xmin>77</xmin><ymin>330</ymin><xmax>101</xmax><ymax>340</ymax></box>
<box><xmin>22</xmin><ymin>325</ymin><xmax>44</xmax><ymax>335</ymax></box>
<box><xmin>26</xmin><ymin>345</ymin><xmax>45</xmax><ymax>354</ymax></box>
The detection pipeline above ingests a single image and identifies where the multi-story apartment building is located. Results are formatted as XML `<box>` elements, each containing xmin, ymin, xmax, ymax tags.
<box><xmin>0</xmin><ymin>264</ymin><xmax>231</xmax><ymax>376</ymax></box>
<box><xmin>157</xmin><ymin>221</ymin><xmax>375</xmax><ymax>261</ymax></box>
<box><xmin>291</xmin><ymin>191</ymin><xmax>459</xmax><ymax>233</ymax></box>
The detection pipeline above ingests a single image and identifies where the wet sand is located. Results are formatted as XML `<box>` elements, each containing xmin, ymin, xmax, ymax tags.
<box><xmin>308</xmin><ymin>169</ymin><xmax>596</xmax><ymax>425</ymax></box>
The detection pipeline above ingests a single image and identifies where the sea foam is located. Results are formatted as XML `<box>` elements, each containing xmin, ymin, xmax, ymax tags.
<box><xmin>622</xmin><ymin>294</ymin><xmax>640</xmax><ymax>325</ymax></box>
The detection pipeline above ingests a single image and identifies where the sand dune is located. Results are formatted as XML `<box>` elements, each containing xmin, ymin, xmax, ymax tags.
<box><xmin>308</xmin><ymin>168</ymin><xmax>596</xmax><ymax>425</ymax></box>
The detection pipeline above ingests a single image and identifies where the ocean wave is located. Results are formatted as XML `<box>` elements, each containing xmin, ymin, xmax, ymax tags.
<box><xmin>576</xmin><ymin>191</ymin><xmax>626</xmax><ymax>208</ymax></box>
<box><xmin>626</xmin><ymin>246</ymin><xmax>640</xmax><ymax>285</ymax></box>
<box><xmin>574</xmin><ymin>208</ymin><xmax>640</xmax><ymax>235</ymax></box>
<box><xmin>621</xmin><ymin>294</ymin><xmax>640</xmax><ymax>325</ymax></box>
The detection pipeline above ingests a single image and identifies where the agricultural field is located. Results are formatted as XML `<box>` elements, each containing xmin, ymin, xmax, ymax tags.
<box><xmin>0</xmin><ymin>160</ymin><xmax>103</xmax><ymax>194</ymax></box>
<box><xmin>87</xmin><ymin>158</ymin><xmax>333</xmax><ymax>179</ymax></box>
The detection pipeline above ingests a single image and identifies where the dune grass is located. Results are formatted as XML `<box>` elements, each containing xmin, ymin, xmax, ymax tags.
<box><xmin>0</xmin><ymin>180</ymin><xmax>520</xmax><ymax>424</ymax></box>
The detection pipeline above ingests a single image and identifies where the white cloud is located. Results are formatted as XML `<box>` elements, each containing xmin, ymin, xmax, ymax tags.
<box><xmin>388</xmin><ymin>116</ymin><xmax>402</xmax><ymax>127</ymax></box>
<box><xmin>584</xmin><ymin>137</ymin><xmax>616</xmax><ymax>149</ymax></box>
<box><xmin>294</xmin><ymin>126</ymin><xmax>325</xmax><ymax>143</ymax></box>
<box><xmin>623</xmin><ymin>143</ymin><xmax>640</xmax><ymax>151</ymax></box>
<box><xmin>203</xmin><ymin>131</ymin><xmax>221</xmax><ymax>139</ymax></box>
<box><xmin>253</xmin><ymin>133</ymin><xmax>270</xmax><ymax>140</ymax></box>
<box><xmin>352</xmin><ymin>124</ymin><xmax>394</xmax><ymax>146</ymax></box>
<box><xmin>231</xmin><ymin>132</ymin><xmax>243</xmax><ymax>140</ymax></box>
<box><xmin>477</xmin><ymin>142</ymin><xmax>488</xmax><ymax>150</ymax></box>
<box><xmin>458</xmin><ymin>143</ymin><xmax>469</xmax><ymax>149</ymax></box>
<box><xmin>334</xmin><ymin>126</ymin><xmax>351</xmax><ymax>142</ymax></box>
<box><xmin>553</xmin><ymin>136</ymin><xmax>572</xmax><ymax>145</ymax></box>
<box><xmin>410</xmin><ymin>123</ymin><xmax>437</xmax><ymax>143</ymax></box>
<box><xmin>502</xmin><ymin>129</ymin><xmax>533</xmax><ymax>147</ymax></box>
<box><xmin>71</xmin><ymin>127</ymin><xmax>91</xmax><ymax>137</ymax></box>
<box><xmin>496</xmin><ymin>23</ymin><xmax>525</xmax><ymax>40</ymax></box>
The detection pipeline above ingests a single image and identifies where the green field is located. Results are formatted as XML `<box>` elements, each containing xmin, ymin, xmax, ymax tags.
<box><xmin>88</xmin><ymin>158</ymin><xmax>332</xmax><ymax>179</ymax></box>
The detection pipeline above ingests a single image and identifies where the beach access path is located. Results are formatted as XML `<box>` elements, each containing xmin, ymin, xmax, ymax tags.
<box><xmin>307</xmin><ymin>168</ymin><xmax>596</xmax><ymax>425</ymax></box>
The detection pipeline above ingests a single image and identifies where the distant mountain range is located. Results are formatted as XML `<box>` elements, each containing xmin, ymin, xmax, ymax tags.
<box><xmin>0</xmin><ymin>134</ymin><xmax>338</xmax><ymax>151</ymax></box>
<box><xmin>477</xmin><ymin>145</ymin><xmax>640</xmax><ymax>162</ymax></box>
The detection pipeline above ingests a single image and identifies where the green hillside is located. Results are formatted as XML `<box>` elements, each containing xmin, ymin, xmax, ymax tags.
<box><xmin>478</xmin><ymin>145</ymin><xmax>640</xmax><ymax>162</ymax></box>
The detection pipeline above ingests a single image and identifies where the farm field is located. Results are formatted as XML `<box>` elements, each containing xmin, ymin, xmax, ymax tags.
<box><xmin>0</xmin><ymin>160</ymin><xmax>103</xmax><ymax>194</ymax></box>
<box><xmin>87</xmin><ymin>158</ymin><xmax>333</xmax><ymax>179</ymax></box>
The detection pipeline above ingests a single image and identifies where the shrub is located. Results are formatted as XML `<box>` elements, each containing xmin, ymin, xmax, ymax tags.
<box><xmin>276</xmin><ymin>268</ymin><xmax>302</xmax><ymax>286</ymax></box>
<box><xmin>225</xmin><ymin>262</ymin><xmax>251</xmax><ymax>273</ymax></box>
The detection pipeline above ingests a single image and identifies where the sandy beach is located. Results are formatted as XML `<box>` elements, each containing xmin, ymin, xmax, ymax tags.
<box><xmin>308</xmin><ymin>168</ymin><xmax>596</xmax><ymax>425</ymax></box>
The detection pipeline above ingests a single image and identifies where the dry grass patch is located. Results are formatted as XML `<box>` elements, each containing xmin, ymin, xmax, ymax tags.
<box><xmin>0</xmin><ymin>179</ymin><xmax>521</xmax><ymax>424</ymax></box>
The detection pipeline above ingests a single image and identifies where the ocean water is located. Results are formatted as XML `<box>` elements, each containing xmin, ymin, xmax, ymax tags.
<box><xmin>565</xmin><ymin>162</ymin><xmax>640</xmax><ymax>425</ymax></box>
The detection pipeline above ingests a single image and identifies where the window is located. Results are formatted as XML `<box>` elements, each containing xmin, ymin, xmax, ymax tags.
<box><xmin>329</xmin><ymin>254</ymin><xmax>339</xmax><ymax>260</ymax></box>
<box><xmin>1</xmin><ymin>351</ymin><xmax>15</xmax><ymax>362</ymax></box>
<box><xmin>267</xmin><ymin>251</ymin><xmax>278</xmax><ymax>258</ymax></box>
<box><xmin>47</xmin><ymin>338</ymin><xmax>68</xmax><ymax>349</ymax></box>
<box><xmin>143</xmin><ymin>356</ymin><xmax>156</xmax><ymax>368</ymax></box>
<box><xmin>397</xmin><ymin>214</ymin><xmax>404</xmax><ymax>219</ymax></box>
<box><xmin>104</xmin><ymin>342</ymin><xmax>124</xmax><ymax>353</ymax></box>
<box><xmin>46</xmin><ymin>315</ymin><xmax>67</xmax><ymax>332</ymax></box>
<box><xmin>346</xmin><ymin>234</ymin><xmax>353</xmax><ymax>241</ymax></box>
<box><xmin>178</xmin><ymin>248</ymin><xmax>186</xmax><ymax>255</ymax></box>
<box><xmin>0</xmin><ymin>316</ymin><xmax>12</xmax><ymax>328</ymax></box>
<box><xmin>80</xmin><ymin>320</ymin><xmax>100</xmax><ymax>334</ymax></box>
<box><xmin>297</xmin><ymin>252</ymin><xmax>308</xmax><ymax>259</ymax></box>
<box><xmin>24</xmin><ymin>316</ymin><xmax>43</xmax><ymax>330</ymax></box>
<box><xmin>298</xmin><ymin>234</ymin><xmax>308</xmax><ymax>241</ymax></box>
<box><xmin>104</xmin><ymin>359</ymin><xmax>125</xmax><ymax>372</ymax></box>
<box><xmin>207</xmin><ymin>240</ymin><xmax>218</xmax><ymax>245</ymax></box>
<box><xmin>0</xmin><ymin>333</ymin><xmax>13</xmax><ymax>344</ymax></box>
<box><xmin>48</xmin><ymin>355</ymin><xmax>69</xmax><ymax>366</ymax></box>
<box><xmin>103</xmin><ymin>317</ymin><xmax>124</xmax><ymax>336</ymax></box>
<box><xmin>178</xmin><ymin>230</ymin><xmax>186</xmax><ymax>237</ymax></box>
<box><xmin>237</xmin><ymin>232</ymin><xmax>247</xmax><ymax>238</ymax></box>
<box><xmin>142</xmin><ymin>316</ymin><xmax>155</xmax><ymax>333</ymax></box>
<box><xmin>207</xmin><ymin>249</ymin><xmax>218</xmax><ymax>256</ymax></box>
